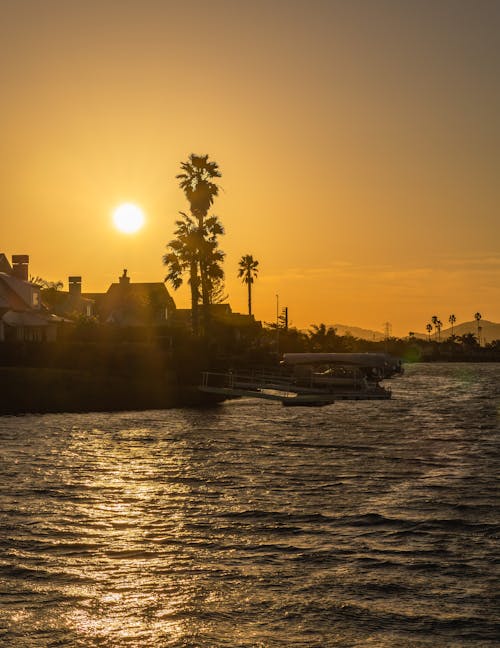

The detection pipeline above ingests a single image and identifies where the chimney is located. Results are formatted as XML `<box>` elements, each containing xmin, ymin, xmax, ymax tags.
<box><xmin>69</xmin><ymin>276</ymin><xmax>82</xmax><ymax>296</ymax></box>
<box><xmin>12</xmin><ymin>255</ymin><xmax>29</xmax><ymax>281</ymax></box>
<box><xmin>119</xmin><ymin>269</ymin><xmax>130</xmax><ymax>286</ymax></box>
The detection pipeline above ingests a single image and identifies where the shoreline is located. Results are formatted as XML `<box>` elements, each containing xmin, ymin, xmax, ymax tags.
<box><xmin>0</xmin><ymin>366</ymin><xmax>221</xmax><ymax>415</ymax></box>
<box><xmin>1</xmin><ymin>360</ymin><xmax>498</xmax><ymax>415</ymax></box>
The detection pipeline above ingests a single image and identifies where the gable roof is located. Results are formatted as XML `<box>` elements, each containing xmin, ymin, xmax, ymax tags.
<box><xmin>0</xmin><ymin>272</ymin><xmax>37</xmax><ymax>311</ymax></box>
<box><xmin>0</xmin><ymin>254</ymin><xmax>12</xmax><ymax>274</ymax></box>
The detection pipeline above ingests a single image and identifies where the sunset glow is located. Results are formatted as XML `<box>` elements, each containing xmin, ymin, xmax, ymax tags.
<box><xmin>112</xmin><ymin>204</ymin><xmax>145</xmax><ymax>234</ymax></box>
<box><xmin>1</xmin><ymin>1</ymin><xmax>498</xmax><ymax>334</ymax></box>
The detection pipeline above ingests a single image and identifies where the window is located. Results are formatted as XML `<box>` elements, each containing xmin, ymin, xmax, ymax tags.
<box><xmin>32</xmin><ymin>290</ymin><xmax>40</xmax><ymax>308</ymax></box>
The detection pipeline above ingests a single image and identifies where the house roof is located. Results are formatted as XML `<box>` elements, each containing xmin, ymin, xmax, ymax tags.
<box><xmin>84</xmin><ymin>282</ymin><xmax>174</xmax><ymax>304</ymax></box>
<box><xmin>43</xmin><ymin>289</ymin><xmax>94</xmax><ymax>317</ymax></box>
<box><xmin>170</xmin><ymin>304</ymin><xmax>257</xmax><ymax>328</ymax></box>
<box><xmin>106</xmin><ymin>281</ymin><xmax>173</xmax><ymax>298</ymax></box>
<box><xmin>82</xmin><ymin>280</ymin><xmax>175</xmax><ymax>326</ymax></box>
<box><xmin>2</xmin><ymin>310</ymin><xmax>50</xmax><ymax>327</ymax></box>
<box><xmin>0</xmin><ymin>272</ymin><xmax>35</xmax><ymax>310</ymax></box>
<box><xmin>0</xmin><ymin>254</ymin><xmax>12</xmax><ymax>274</ymax></box>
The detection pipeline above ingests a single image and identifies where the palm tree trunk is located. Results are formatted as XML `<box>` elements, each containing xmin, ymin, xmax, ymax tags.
<box><xmin>195</xmin><ymin>213</ymin><xmax>211</xmax><ymax>336</ymax></box>
<box><xmin>248</xmin><ymin>281</ymin><xmax>252</xmax><ymax>316</ymax></box>
<box><xmin>190</xmin><ymin>261</ymin><xmax>200</xmax><ymax>335</ymax></box>
<box><xmin>200</xmin><ymin>260</ymin><xmax>211</xmax><ymax>336</ymax></box>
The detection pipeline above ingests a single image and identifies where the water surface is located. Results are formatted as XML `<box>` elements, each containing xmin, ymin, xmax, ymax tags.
<box><xmin>1</xmin><ymin>363</ymin><xmax>498</xmax><ymax>646</ymax></box>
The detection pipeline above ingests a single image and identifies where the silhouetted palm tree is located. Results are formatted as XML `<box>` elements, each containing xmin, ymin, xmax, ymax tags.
<box><xmin>426</xmin><ymin>323</ymin><xmax>433</xmax><ymax>341</ymax></box>
<box><xmin>163</xmin><ymin>212</ymin><xmax>200</xmax><ymax>334</ymax></box>
<box><xmin>436</xmin><ymin>319</ymin><xmax>443</xmax><ymax>341</ymax></box>
<box><xmin>448</xmin><ymin>314</ymin><xmax>456</xmax><ymax>337</ymax></box>
<box><xmin>431</xmin><ymin>315</ymin><xmax>442</xmax><ymax>342</ymax></box>
<box><xmin>177</xmin><ymin>154</ymin><xmax>221</xmax><ymax>227</ymax></box>
<box><xmin>200</xmin><ymin>215</ymin><xmax>225</xmax><ymax>308</ymax></box>
<box><xmin>177</xmin><ymin>154</ymin><xmax>222</xmax><ymax>325</ymax></box>
<box><xmin>474</xmin><ymin>312</ymin><xmax>482</xmax><ymax>345</ymax></box>
<box><xmin>163</xmin><ymin>212</ymin><xmax>226</xmax><ymax>335</ymax></box>
<box><xmin>238</xmin><ymin>255</ymin><xmax>259</xmax><ymax>316</ymax></box>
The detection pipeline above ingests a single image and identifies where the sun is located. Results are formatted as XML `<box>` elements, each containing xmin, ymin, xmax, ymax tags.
<box><xmin>112</xmin><ymin>203</ymin><xmax>145</xmax><ymax>234</ymax></box>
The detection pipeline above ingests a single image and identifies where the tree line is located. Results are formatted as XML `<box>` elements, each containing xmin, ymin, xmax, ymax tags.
<box><xmin>426</xmin><ymin>312</ymin><xmax>484</xmax><ymax>343</ymax></box>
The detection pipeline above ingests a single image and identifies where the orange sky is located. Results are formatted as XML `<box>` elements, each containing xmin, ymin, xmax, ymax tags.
<box><xmin>1</xmin><ymin>0</ymin><xmax>499</xmax><ymax>336</ymax></box>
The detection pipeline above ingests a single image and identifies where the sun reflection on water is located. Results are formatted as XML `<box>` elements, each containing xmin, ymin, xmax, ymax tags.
<box><xmin>57</xmin><ymin>425</ymin><xmax>195</xmax><ymax>645</ymax></box>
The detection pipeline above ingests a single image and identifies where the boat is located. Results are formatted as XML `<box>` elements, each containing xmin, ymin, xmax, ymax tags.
<box><xmin>199</xmin><ymin>353</ymin><xmax>403</xmax><ymax>406</ymax></box>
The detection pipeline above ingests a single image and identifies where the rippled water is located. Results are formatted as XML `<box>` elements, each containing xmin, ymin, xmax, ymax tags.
<box><xmin>1</xmin><ymin>363</ymin><xmax>498</xmax><ymax>647</ymax></box>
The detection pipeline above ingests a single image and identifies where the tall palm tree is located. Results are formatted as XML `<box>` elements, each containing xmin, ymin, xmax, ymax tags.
<box><xmin>474</xmin><ymin>312</ymin><xmax>482</xmax><ymax>345</ymax></box>
<box><xmin>238</xmin><ymin>255</ymin><xmax>259</xmax><ymax>316</ymax></box>
<box><xmin>163</xmin><ymin>212</ymin><xmax>201</xmax><ymax>334</ymax></box>
<box><xmin>436</xmin><ymin>319</ymin><xmax>443</xmax><ymax>342</ymax></box>
<box><xmin>431</xmin><ymin>315</ymin><xmax>438</xmax><ymax>341</ymax></box>
<box><xmin>431</xmin><ymin>315</ymin><xmax>442</xmax><ymax>342</ymax></box>
<box><xmin>177</xmin><ymin>154</ymin><xmax>221</xmax><ymax>226</ymax></box>
<box><xmin>426</xmin><ymin>323</ymin><xmax>433</xmax><ymax>341</ymax></box>
<box><xmin>177</xmin><ymin>154</ymin><xmax>222</xmax><ymax>324</ymax></box>
<box><xmin>448</xmin><ymin>314</ymin><xmax>456</xmax><ymax>337</ymax></box>
<box><xmin>199</xmin><ymin>215</ymin><xmax>225</xmax><ymax>311</ymax></box>
<box><xmin>201</xmin><ymin>216</ymin><xmax>226</xmax><ymax>325</ymax></box>
<box><xmin>163</xmin><ymin>212</ymin><xmax>226</xmax><ymax>335</ymax></box>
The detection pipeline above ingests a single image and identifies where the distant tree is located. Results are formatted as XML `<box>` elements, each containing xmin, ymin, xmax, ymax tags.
<box><xmin>30</xmin><ymin>276</ymin><xmax>64</xmax><ymax>311</ymax></box>
<box><xmin>436</xmin><ymin>319</ymin><xmax>443</xmax><ymax>342</ymax></box>
<box><xmin>431</xmin><ymin>315</ymin><xmax>442</xmax><ymax>342</ymax></box>
<box><xmin>308</xmin><ymin>323</ymin><xmax>338</xmax><ymax>352</ymax></box>
<box><xmin>238</xmin><ymin>254</ymin><xmax>259</xmax><ymax>316</ymax></box>
<box><xmin>426</xmin><ymin>323</ymin><xmax>433</xmax><ymax>341</ymax></box>
<box><xmin>474</xmin><ymin>312</ymin><xmax>482</xmax><ymax>344</ymax></box>
<box><xmin>448</xmin><ymin>314</ymin><xmax>456</xmax><ymax>337</ymax></box>
<box><xmin>30</xmin><ymin>276</ymin><xmax>63</xmax><ymax>290</ymax></box>
<box><xmin>458</xmin><ymin>332</ymin><xmax>479</xmax><ymax>349</ymax></box>
<box><xmin>208</xmin><ymin>277</ymin><xmax>228</xmax><ymax>305</ymax></box>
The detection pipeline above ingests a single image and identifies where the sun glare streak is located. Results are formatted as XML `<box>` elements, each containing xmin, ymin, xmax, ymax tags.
<box><xmin>112</xmin><ymin>203</ymin><xmax>145</xmax><ymax>234</ymax></box>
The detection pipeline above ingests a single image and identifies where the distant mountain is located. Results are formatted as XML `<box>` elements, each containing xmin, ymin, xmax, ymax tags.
<box><xmin>319</xmin><ymin>320</ymin><xmax>500</xmax><ymax>343</ymax></box>
<box><xmin>330</xmin><ymin>323</ymin><xmax>385</xmax><ymax>341</ymax></box>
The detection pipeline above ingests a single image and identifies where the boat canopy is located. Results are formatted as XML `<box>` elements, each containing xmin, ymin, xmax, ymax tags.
<box><xmin>281</xmin><ymin>353</ymin><xmax>399</xmax><ymax>369</ymax></box>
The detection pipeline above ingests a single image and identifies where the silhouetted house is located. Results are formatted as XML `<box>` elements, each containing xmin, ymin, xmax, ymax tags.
<box><xmin>46</xmin><ymin>276</ymin><xmax>95</xmax><ymax>319</ymax></box>
<box><xmin>0</xmin><ymin>254</ymin><xmax>57</xmax><ymax>341</ymax></box>
<box><xmin>170</xmin><ymin>303</ymin><xmax>260</xmax><ymax>337</ymax></box>
<box><xmin>85</xmin><ymin>270</ymin><xmax>175</xmax><ymax>327</ymax></box>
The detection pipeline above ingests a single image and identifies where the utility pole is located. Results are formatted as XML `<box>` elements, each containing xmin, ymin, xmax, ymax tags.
<box><xmin>383</xmin><ymin>321</ymin><xmax>392</xmax><ymax>353</ymax></box>
<box><xmin>278</xmin><ymin>306</ymin><xmax>288</xmax><ymax>331</ymax></box>
<box><xmin>276</xmin><ymin>294</ymin><xmax>280</xmax><ymax>356</ymax></box>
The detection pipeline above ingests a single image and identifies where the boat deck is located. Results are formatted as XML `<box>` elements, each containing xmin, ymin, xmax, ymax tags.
<box><xmin>199</xmin><ymin>370</ymin><xmax>391</xmax><ymax>406</ymax></box>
